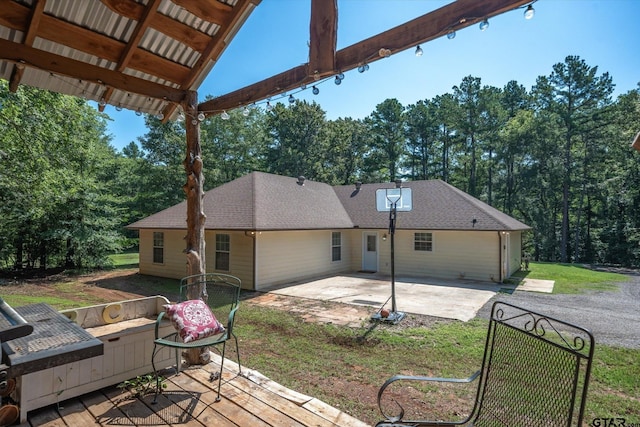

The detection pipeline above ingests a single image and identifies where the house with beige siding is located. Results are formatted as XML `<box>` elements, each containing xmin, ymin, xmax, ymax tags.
<box><xmin>128</xmin><ymin>172</ymin><xmax>530</xmax><ymax>290</ymax></box>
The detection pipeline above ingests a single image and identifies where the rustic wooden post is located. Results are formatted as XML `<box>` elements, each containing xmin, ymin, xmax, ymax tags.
<box><xmin>183</xmin><ymin>91</ymin><xmax>209</xmax><ymax>364</ymax></box>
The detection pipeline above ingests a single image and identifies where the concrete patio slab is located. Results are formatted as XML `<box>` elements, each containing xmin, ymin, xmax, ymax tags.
<box><xmin>263</xmin><ymin>274</ymin><xmax>504</xmax><ymax>322</ymax></box>
<box><xmin>518</xmin><ymin>278</ymin><xmax>555</xmax><ymax>293</ymax></box>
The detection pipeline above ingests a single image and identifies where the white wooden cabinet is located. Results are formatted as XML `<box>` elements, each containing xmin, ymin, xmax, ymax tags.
<box><xmin>15</xmin><ymin>296</ymin><xmax>176</xmax><ymax>422</ymax></box>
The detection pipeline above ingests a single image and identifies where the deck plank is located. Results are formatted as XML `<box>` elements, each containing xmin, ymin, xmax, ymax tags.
<box><xmin>167</xmin><ymin>368</ymin><xmax>270</xmax><ymax>426</ymax></box>
<box><xmin>194</xmin><ymin>365</ymin><xmax>340</xmax><ymax>427</ymax></box>
<box><xmin>57</xmin><ymin>398</ymin><xmax>101</xmax><ymax>425</ymax></box>
<box><xmin>23</xmin><ymin>406</ymin><xmax>66</xmax><ymax>427</ymax></box>
<box><xmin>21</xmin><ymin>361</ymin><xmax>371</xmax><ymax>427</ymax></box>
<box><xmin>164</xmin><ymin>372</ymin><xmax>238</xmax><ymax>426</ymax></box>
<box><xmin>185</xmin><ymin>367</ymin><xmax>306</xmax><ymax>427</ymax></box>
<box><xmin>81</xmin><ymin>389</ymin><xmax>132</xmax><ymax>425</ymax></box>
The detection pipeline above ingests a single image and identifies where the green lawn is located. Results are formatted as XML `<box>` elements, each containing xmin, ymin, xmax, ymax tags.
<box><xmin>107</xmin><ymin>252</ymin><xmax>139</xmax><ymax>268</ymax></box>
<box><xmin>511</xmin><ymin>261</ymin><xmax>624</xmax><ymax>293</ymax></box>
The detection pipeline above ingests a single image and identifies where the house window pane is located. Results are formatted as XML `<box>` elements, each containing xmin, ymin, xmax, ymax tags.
<box><xmin>153</xmin><ymin>232</ymin><xmax>164</xmax><ymax>263</ymax></box>
<box><xmin>332</xmin><ymin>232</ymin><xmax>342</xmax><ymax>262</ymax></box>
<box><xmin>367</xmin><ymin>235</ymin><xmax>376</xmax><ymax>252</ymax></box>
<box><xmin>215</xmin><ymin>234</ymin><xmax>230</xmax><ymax>271</ymax></box>
<box><xmin>414</xmin><ymin>232</ymin><xmax>433</xmax><ymax>251</ymax></box>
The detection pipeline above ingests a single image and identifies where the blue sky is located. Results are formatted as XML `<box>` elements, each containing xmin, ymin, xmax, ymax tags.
<box><xmin>105</xmin><ymin>0</ymin><xmax>640</xmax><ymax>151</ymax></box>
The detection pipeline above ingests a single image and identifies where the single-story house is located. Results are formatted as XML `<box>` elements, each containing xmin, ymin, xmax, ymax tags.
<box><xmin>127</xmin><ymin>171</ymin><xmax>530</xmax><ymax>290</ymax></box>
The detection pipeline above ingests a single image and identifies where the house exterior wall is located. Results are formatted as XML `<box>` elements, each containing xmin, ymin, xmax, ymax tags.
<box><xmin>376</xmin><ymin>230</ymin><xmax>503</xmax><ymax>282</ymax></box>
<box><xmin>254</xmin><ymin>230</ymin><xmax>353</xmax><ymax>290</ymax></box>
<box><xmin>138</xmin><ymin>229</ymin><xmax>188</xmax><ymax>279</ymax></box>
<box><xmin>138</xmin><ymin>228</ymin><xmax>522</xmax><ymax>286</ymax></box>
<box><xmin>138</xmin><ymin>229</ymin><xmax>256</xmax><ymax>288</ymax></box>
<box><xmin>204</xmin><ymin>230</ymin><xmax>255</xmax><ymax>290</ymax></box>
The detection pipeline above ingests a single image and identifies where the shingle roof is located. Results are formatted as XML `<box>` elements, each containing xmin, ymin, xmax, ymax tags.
<box><xmin>128</xmin><ymin>173</ymin><xmax>529</xmax><ymax>232</ymax></box>
<box><xmin>128</xmin><ymin>172</ymin><xmax>354</xmax><ymax>230</ymax></box>
<box><xmin>333</xmin><ymin>180</ymin><xmax>530</xmax><ymax>231</ymax></box>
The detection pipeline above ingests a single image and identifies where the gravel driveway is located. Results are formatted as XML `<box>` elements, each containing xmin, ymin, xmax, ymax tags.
<box><xmin>476</xmin><ymin>270</ymin><xmax>640</xmax><ymax>348</ymax></box>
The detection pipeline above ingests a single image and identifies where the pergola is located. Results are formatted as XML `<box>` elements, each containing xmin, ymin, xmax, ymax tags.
<box><xmin>0</xmin><ymin>0</ymin><xmax>530</xmax><ymax>280</ymax></box>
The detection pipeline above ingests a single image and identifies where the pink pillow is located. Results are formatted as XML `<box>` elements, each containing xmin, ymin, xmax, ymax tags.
<box><xmin>163</xmin><ymin>299</ymin><xmax>225</xmax><ymax>343</ymax></box>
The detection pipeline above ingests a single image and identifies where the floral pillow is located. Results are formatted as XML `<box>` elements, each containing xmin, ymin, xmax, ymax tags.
<box><xmin>163</xmin><ymin>299</ymin><xmax>225</xmax><ymax>343</ymax></box>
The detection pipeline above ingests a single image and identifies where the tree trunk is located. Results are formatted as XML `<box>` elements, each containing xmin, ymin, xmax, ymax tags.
<box><xmin>182</xmin><ymin>91</ymin><xmax>208</xmax><ymax>365</ymax></box>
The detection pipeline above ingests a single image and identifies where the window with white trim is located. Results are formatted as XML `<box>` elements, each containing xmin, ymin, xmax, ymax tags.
<box><xmin>153</xmin><ymin>232</ymin><xmax>164</xmax><ymax>263</ymax></box>
<box><xmin>331</xmin><ymin>232</ymin><xmax>342</xmax><ymax>262</ymax></box>
<box><xmin>215</xmin><ymin>234</ymin><xmax>230</xmax><ymax>271</ymax></box>
<box><xmin>414</xmin><ymin>232</ymin><xmax>433</xmax><ymax>251</ymax></box>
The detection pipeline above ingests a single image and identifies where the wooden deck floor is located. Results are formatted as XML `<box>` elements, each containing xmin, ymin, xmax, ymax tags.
<box><xmin>16</xmin><ymin>355</ymin><xmax>370</xmax><ymax>427</ymax></box>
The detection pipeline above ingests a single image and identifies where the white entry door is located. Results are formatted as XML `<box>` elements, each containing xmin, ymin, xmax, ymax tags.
<box><xmin>362</xmin><ymin>232</ymin><xmax>378</xmax><ymax>272</ymax></box>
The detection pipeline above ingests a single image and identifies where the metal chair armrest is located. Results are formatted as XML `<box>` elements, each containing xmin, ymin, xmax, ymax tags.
<box><xmin>226</xmin><ymin>306</ymin><xmax>238</xmax><ymax>336</ymax></box>
<box><xmin>377</xmin><ymin>370</ymin><xmax>481</xmax><ymax>426</ymax></box>
<box><xmin>154</xmin><ymin>311</ymin><xmax>167</xmax><ymax>339</ymax></box>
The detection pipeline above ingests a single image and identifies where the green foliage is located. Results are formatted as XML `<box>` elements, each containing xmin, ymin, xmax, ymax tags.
<box><xmin>0</xmin><ymin>82</ymin><xmax>123</xmax><ymax>270</ymax></box>
<box><xmin>117</xmin><ymin>374</ymin><xmax>167</xmax><ymax>398</ymax></box>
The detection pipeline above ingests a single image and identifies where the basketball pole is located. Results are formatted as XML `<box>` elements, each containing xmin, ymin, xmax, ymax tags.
<box><xmin>389</xmin><ymin>201</ymin><xmax>398</xmax><ymax>314</ymax></box>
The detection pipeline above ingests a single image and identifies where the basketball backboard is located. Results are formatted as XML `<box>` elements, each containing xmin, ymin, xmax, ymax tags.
<box><xmin>376</xmin><ymin>188</ymin><xmax>412</xmax><ymax>212</ymax></box>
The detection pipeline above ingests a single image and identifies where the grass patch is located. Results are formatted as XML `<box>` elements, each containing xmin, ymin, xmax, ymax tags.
<box><xmin>512</xmin><ymin>262</ymin><xmax>624</xmax><ymax>293</ymax></box>
<box><xmin>236</xmin><ymin>302</ymin><xmax>639</xmax><ymax>425</ymax></box>
<box><xmin>108</xmin><ymin>252</ymin><xmax>139</xmax><ymax>268</ymax></box>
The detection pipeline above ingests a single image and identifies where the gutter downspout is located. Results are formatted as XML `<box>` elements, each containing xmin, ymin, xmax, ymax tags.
<box><xmin>498</xmin><ymin>231</ymin><xmax>503</xmax><ymax>283</ymax></box>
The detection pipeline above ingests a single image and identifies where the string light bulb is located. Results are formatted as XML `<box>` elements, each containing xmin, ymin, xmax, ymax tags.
<box><xmin>288</xmin><ymin>94</ymin><xmax>295</xmax><ymax>103</ymax></box>
<box><xmin>197</xmin><ymin>112</ymin><xmax>205</xmax><ymax>121</ymax></box>
<box><xmin>335</xmin><ymin>75</ymin><xmax>342</xmax><ymax>85</ymax></box>
<box><xmin>115</xmin><ymin>104</ymin><xmax>123</xmax><ymax>112</ymax></box>
<box><xmin>98</xmin><ymin>98</ymin><xmax>106</xmax><ymax>107</ymax></box>
<box><xmin>242</xmin><ymin>106</ymin><xmax>250</xmax><ymax>116</ymax></box>
<box><xmin>479</xmin><ymin>19</ymin><xmax>489</xmax><ymax>31</ymax></box>
<box><xmin>221</xmin><ymin>111</ymin><xmax>230</xmax><ymax>120</ymax></box>
<box><xmin>266</xmin><ymin>101</ymin><xmax>273</xmax><ymax>111</ymax></box>
<box><xmin>447</xmin><ymin>30</ymin><xmax>456</xmax><ymax>40</ymax></box>
<box><xmin>177</xmin><ymin>111</ymin><xmax>185</xmax><ymax>122</ymax></box>
<box><xmin>415</xmin><ymin>45</ymin><xmax>423</xmax><ymax>57</ymax></box>
<box><xmin>156</xmin><ymin>112</ymin><xmax>164</xmax><ymax>120</ymax></box>
<box><xmin>135</xmin><ymin>109</ymin><xmax>142</xmax><ymax>116</ymax></box>
<box><xmin>358</xmin><ymin>64</ymin><xmax>369</xmax><ymax>73</ymax></box>
<box><xmin>524</xmin><ymin>4</ymin><xmax>535</xmax><ymax>19</ymax></box>
<box><xmin>312</xmin><ymin>86</ymin><xmax>319</xmax><ymax>95</ymax></box>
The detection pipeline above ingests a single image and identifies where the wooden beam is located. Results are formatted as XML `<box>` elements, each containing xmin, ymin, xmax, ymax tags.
<box><xmin>101</xmin><ymin>0</ymin><xmax>227</xmax><ymax>29</ymax></box>
<box><xmin>308</xmin><ymin>0</ymin><xmax>337</xmax><ymax>79</ymax></box>
<box><xmin>198</xmin><ymin>0</ymin><xmax>530</xmax><ymax>114</ymax></box>
<box><xmin>181</xmin><ymin>0</ymin><xmax>259</xmax><ymax>91</ymax></box>
<box><xmin>4</xmin><ymin>1</ymin><xmax>197</xmax><ymax>84</ymax></box>
<box><xmin>103</xmin><ymin>0</ymin><xmax>214</xmax><ymax>52</ymax></box>
<box><xmin>100</xmin><ymin>0</ymin><xmax>162</xmax><ymax>111</ymax></box>
<box><xmin>336</xmin><ymin>0</ymin><xmax>530</xmax><ymax>72</ymax></box>
<box><xmin>172</xmin><ymin>0</ymin><xmax>232</xmax><ymax>24</ymax></box>
<box><xmin>0</xmin><ymin>38</ymin><xmax>188</xmax><ymax>103</ymax></box>
<box><xmin>8</xmin><ymin>0</ymin><xmax>45</xmax><ymax>92</ymax></box>
<box><xmin>198</xmin><ymin>65</ymin><xmax>309</xmax><ymax>114</ymax></box>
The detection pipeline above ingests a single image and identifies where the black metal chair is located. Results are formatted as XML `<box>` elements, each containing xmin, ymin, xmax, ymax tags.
<box><xmin>376</xmin><ymin>301</ymin><xmax>595</xmax><ymax>427</ymax></box>
<box><xmin>151</xmin><ymin>273</ymin><xmax>242</xmax><ymax>403</ymax></box>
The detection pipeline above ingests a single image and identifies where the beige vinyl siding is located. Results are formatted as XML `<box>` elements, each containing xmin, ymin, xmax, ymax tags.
<box><xmin>205</xmin><ymin>231</ymin><xmax>255</xmax><ymax>290</ymax></box>
<box><xmin>508</xmin><ymin>231</ymin><xmax>523</xmax><ymax>276</ymax></box>
<box><xmin>255</xmin><ymin>230</ymin><xmax>352</xmax><ymax>290</ymax></box>
<box><xmin>346</xmin><ymin>230</ymin><xmax>363</xmax><ymax>271</ymax></box>
<box><xmin>138</xmin><ymin>229</ymin><xmax>188</xmax><ymax>279</ymax></box>
<box><xmin>379</xmin><ymin>230</ymin><xmax>501</xmax><ymax>282</ymax></box>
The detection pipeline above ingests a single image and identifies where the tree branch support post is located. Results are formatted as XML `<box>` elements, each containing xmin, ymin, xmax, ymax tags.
<box><xmin>183</xmin><ymin>91</ymin><xmax>208</xmax><ymax>364</ymax></box>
